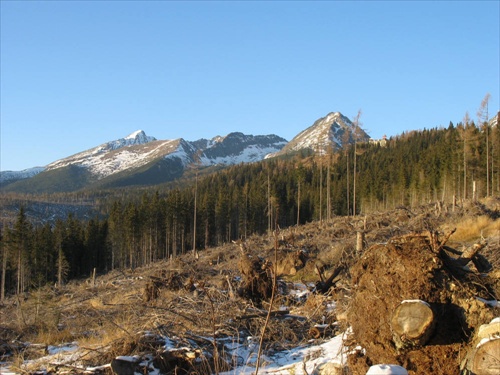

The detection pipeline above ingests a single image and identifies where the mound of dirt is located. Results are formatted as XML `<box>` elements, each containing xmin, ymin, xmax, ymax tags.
<box><xmin>346</xmin><ymin>233</ymin><xmax>498</xmax><ymax>375</ymax></box>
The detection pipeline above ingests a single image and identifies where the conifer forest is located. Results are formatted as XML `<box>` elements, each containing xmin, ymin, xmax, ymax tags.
<box><xmin>1</xmin><ymin>118</ymin><xmax>499</xmax><ymax>299</ymax></box>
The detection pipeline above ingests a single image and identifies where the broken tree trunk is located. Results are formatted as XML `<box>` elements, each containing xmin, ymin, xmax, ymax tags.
<box><xmin>356</xmin><ymin>231</ymin><xmax>365</xmax><ymax>253</ymax></box>
<box><xmin>456</xmin><ymin>241</ymin><xmax>487</xmax><ymax>267</ymax></box>
<box><xmin>438</xmin><ymin>237</ymin><xmax>488</xmax><ymax>276</ymax></box>
<box><xmin>391</xmin><ymin>300</ymin><xmax>435</xmax><ymax>350</ymax></box>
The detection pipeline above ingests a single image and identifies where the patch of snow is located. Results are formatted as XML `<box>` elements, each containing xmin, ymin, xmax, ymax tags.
<box><xmin>366</xmin><ymin>364</ymin><xmax>408</xmax><ymax>375</ymax></box>
<box><xmin>401</xmin><ymin>299</ymin><xmax>430</xmax><ymax>307</ymax></box>
<box><xmin>476</xmin><ymin>336</ymin><xmax>500</xmax><ymax>348</ymax></box>
<box><xmin>164</xmin><ymin>337</ymin><xmax>176</xmax><ymax>350</ymax></box>
<box><xmin>46</xmin><ymin>342</ymin><xmax>78</xmax><ymax>355</ymax></box>
<box><xmin>85</xmin><ymin>363</ymin><xmax>112</xmax><ymax>372</ymax></box>
<box><xmin>115</xmin><ymin>355</ymin><xmax>141</xmax><ymax>362</ymax></box>
<box><xmin>288</xmin><ymin>282</ymin><xmax>313</xmax><ymax>300</ymax></box>
<box><xmin>475</xmin><ymin>297</ymin><xmax>499</xmax><ymax>308</ymax></box>
<box><xmin>220</xmin><ymin>331</ymin><xmax>349</xmax><ymax>375</ymax></box>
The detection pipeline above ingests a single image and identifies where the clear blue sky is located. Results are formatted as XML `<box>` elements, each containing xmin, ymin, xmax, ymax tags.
<box><xmin>1</xmin><ymin>1</ymin><xmax>499</xmax><ymax>171</ymax></box>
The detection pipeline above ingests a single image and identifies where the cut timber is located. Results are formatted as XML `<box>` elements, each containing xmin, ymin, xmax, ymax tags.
<box><xmin>471</xmin><ymin>339</ymin><xmax>500</xmax><ymax>375</ymax></box>
<box><xmin>391</xmin><ymin>300</ymin><xmax>435</xmax><ymax>350</ymax></box>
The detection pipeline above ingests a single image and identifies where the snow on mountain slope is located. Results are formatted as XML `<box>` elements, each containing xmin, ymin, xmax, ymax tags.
<box><xmin>47</xmin><ymin>130</ymin><xmax>155</xmax><ymax>167</ymax></box>
<box><xmin>35</xmin><ymin>131</ymin><xmax>287</xmax><ymax>182</ymax></box>
<box><xmin>5</xmin><ymin>112</ymin><xmax>365</xmax><ymax>189</ymax></box>
<box><xmin>200</xmin><ymin>132</ymin><xmax>287</xmax><ymax>165</ymax></box>
<box><xmin>0</xmin><ymin>167</ymin><xmax>45</xmax><ymax>184</ymax></box>
<box><xmin>46</xmin><ymin>130</ymin><xmax>161</xmax><ymax>178</ymax></box>
<box><xmin>201</xmin><ymin>142</ymin><xmax>287</xmax><ymax>165</ymax></box>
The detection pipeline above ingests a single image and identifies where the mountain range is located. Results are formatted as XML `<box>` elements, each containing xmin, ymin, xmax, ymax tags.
<box><xmin>0</xmin><ymin>112</ymin><xmax>369</xmax><ymax>193</ymax></box>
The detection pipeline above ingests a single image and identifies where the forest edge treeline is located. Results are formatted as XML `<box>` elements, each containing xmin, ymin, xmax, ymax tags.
<box><xmin>1</xmin><ymin>114</ymin><xmax>500</xmax><ymax>300</ymax></box>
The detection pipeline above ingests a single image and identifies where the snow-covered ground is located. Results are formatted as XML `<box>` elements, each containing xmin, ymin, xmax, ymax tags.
<box><xmin>0</xmin><ymin>332</ymin><xmax>349</xmax><ymax>375</ymax></box>
<box><xmin>222</xmin><ymin>332</ymin><xmax>349</xmax><ymax>375</ymax></box>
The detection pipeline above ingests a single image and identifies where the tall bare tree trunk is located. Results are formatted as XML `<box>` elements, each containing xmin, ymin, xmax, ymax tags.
<box><xmin>463</xmin><ymin>112</ymin><xmax>470</xmax><ymax>200</ymax></box>
<box><xmin>477</xmin><ymin>93</ymin><xmax>491</xmax><ymax>197</ymax></box>
<box><xmin>1</xmin><ymin>225</ymin><xmax>6</xmax><ymax>301</ymax></box>
<box><xmin>346</xmin><ymin>150</ymin><xmax>350</xmax><ymax>215</ymax></box>
<box><xmin>57</xmin><ymin>243</ymin><xmax>64</xmax><ymax>288</ymax></box>
<box><xmin>268</xmin><ymin>169</ymin><xmax>271</xmax><ymax>233</ymax></box>
<box><xmin>193</xmin><ymin>172</ymin><xmax>198</xmax><ymax>259</ymax></box>
<box><xmin>327</xmin><ymin>155</ymin><xmax>331</xmax><ymax>222</ymax></box>
<box><xmin>353</xmin><ymin>142</ymin><xmax>357</xmax><ymax>216</ymax></box>
<box><xmin>352</xmin><ymin>110</ymin><xmax>362</xmax><ymax>216</ymax></box>
<box><xmin>297</xmin><ymin>180</ymin><xmax>301</xmax><ymax>226</ymax></box>
<box><xmin>319</xmin><ymin>160</ymin><xmax>323</xmax><ymax>223</ymax></box>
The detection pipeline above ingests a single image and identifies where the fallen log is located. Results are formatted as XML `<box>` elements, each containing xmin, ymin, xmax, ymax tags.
<box><xmin>391</xmin><ymin>300</ymin><xmax>435</xmax><ymax>350</ymax></box>
<box><xmin>236</xmin><ymin>310</ymin><xmax>306</xmax><ymax>321</ymax></box>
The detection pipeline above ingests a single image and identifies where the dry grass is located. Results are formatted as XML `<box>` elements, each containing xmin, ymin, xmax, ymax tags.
<box><xmin>449</xmin><ymin>215</ymin><xmax>500</xmax><ymax>243</ymax></box>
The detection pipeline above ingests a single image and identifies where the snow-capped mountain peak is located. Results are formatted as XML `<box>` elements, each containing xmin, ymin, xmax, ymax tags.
<box><xmin>269</xmin><ymin>111</ymin><xmax>370</xmax><ymax>157</ymax></box>
<box><xmin>105</xmin><ymin>130</ymin><xmax>156</xmax><ymax>151</ymax></box>
<box><xmin>124</xmin><ymin>130</ymin><xmax>156</xmax><ymax>143</ymax></box>
<box><xmin>43</xmin><ymin>130</ymin><xmax>158</xmax><ymax>176</ymax></box>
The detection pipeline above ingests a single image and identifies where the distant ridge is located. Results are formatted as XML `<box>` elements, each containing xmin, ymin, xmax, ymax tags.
<box><xmin>0</xmin><ymin>130</ymin><xmax>287</xmax><ymax>192</ymax></box>
<box><xmin>1</xmin><ymin>111</ymin><xmax>370</xmax><ymax>193</ymax></box>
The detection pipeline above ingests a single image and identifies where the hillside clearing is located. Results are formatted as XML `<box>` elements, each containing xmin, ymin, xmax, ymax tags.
<box><xmin>1</xmin><ymin>199</ymin><xmax>499</xmax><ymax>374</ymax></box>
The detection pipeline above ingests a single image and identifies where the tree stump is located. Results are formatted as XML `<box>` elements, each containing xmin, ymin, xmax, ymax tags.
<box><xmin>391</xmin><ymin>300</ymin><xmax>435</xmax><ymax>350</ymax></box>
<box><xmin>467</xmin><ymin>318</ymin><xmax>500</xmax><ymax>375</ymax></box>
<box><xmin>471</xmin><ymin>339</ymin><xmax>500</xmax><ymax>375</ymax></box>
